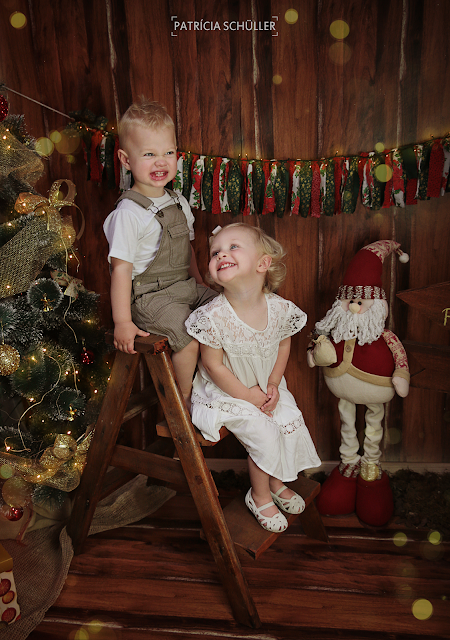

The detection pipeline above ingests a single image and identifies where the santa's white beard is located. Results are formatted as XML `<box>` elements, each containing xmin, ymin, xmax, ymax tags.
<box><xmin>315</xmin><ymin>299</ymin><xmax>387</xmax><ymax>345</ymax></box>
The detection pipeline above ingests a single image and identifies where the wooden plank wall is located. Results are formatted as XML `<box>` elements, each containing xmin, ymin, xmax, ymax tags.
<box><xmin>0</xmin><ymin>0</ymin><xmax>449</xmax><ymax>465</ymax></box>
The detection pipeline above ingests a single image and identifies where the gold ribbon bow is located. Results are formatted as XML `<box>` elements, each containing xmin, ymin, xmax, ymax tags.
<box><xmin>15</xmin><ymin>179</ymin><xmax>84</xmax><ymax>239</ymax></box>
<box><xmin>0</xmin><ymin>431</ymin><xmax>93</xmax><ymax>492</ymax></box>
<box><xmin>0</xmin><ymin>180</ymin><xmax>83</xmax><ymax>299</ymax></box>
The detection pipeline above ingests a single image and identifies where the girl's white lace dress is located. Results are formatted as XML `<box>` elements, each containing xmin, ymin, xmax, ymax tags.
<box><xmin>186</xmin><ymin>293</ymin><xmax>321</xmax><ymax>481</ymax></box>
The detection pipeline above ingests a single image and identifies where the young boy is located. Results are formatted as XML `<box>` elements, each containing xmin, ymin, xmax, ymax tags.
<box><xmin>103</xmin><ymin>99</ymin><xmax>217</xmax><ymax>404</ymax></box>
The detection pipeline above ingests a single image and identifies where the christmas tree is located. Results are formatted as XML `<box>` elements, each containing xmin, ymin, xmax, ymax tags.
<box><xmin>0</xmin><ymin>100</ymin><xmax>109</xmax><ymax>523</ymax></box>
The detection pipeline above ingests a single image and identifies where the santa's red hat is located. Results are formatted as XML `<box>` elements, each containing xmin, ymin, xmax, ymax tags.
<box><xmin>337</xmin><ymin>240</ymin><xmax>409</xmax><ymax>300</ymax></box>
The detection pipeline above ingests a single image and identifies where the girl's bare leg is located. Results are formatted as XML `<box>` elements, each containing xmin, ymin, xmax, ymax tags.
<box><xmin>247</xmin><ymin>456</ymin><xmax>279</xmax><ymax>518</ymax></box>
<box><xmin>269</xmin><ymin>476</ymin><xmax>297</xmax><ymax>500</ymax></box>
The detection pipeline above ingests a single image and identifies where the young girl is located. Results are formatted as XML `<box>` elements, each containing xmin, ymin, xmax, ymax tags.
<box><xmin>185</xmin><ymin>223</ymin><xmax>321</xmax><ymax>532</ymax></box>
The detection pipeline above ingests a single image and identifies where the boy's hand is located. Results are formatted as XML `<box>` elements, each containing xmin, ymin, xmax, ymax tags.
<box><xmin>114</xmin><ymin>321</ymin><xmax>149</xmax><ymax>354</ymax></box>
<box><xmin>261</xmin><ymin>383</ymin><xmax>280</xmax><ymax>416</ymax></box>
<box><xmin>246</xmin><ymin>385</ymin><xmax>269</xmax><ymax>410</ymax></box>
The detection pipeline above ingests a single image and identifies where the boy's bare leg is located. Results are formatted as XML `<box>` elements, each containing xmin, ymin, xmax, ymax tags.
<box><xmin>171</xmin><ymin>339</ymin><xmax>200</xmax><ymax>409</ymax></box>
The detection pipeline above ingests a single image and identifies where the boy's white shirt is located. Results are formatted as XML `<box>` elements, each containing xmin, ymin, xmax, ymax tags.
<box><xmin>103</xmin><ymin>191</ymin><xmax>195</xmax><ymax>279</ymax></box>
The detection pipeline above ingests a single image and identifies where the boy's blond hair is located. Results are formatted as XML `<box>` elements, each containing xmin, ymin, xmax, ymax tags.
<box><xmin>208</xmin><ymin>223</ymin><xmax>287</xmax><ymax>293</ymax></box>
<box><xmin>118</xmin><ymin>99</ymin><xmax>174</xmax><ymax>144</ymax></box>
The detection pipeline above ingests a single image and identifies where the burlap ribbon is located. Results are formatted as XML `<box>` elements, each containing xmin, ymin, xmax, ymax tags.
<box><xmin>0</xmin><ymin>180</ymin><xmax>82</xmax><ymax>299</ymax></box>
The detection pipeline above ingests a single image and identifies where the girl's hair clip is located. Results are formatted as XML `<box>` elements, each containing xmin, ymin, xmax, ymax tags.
<box><xmin>211</xmin><ymin>226</ymin><xmax>222</xmax><ymax>236</ymax></box>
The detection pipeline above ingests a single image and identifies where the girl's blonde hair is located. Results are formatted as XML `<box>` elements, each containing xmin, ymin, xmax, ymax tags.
<box><xmin>208</xmin><ymin>223</ymin><xmax>287</xmax><ymax>293</ymax></box>
<box><xmin>118</xmin><ymin>98</ymin><xmax>174</xmax><ymax>144</ymax></box>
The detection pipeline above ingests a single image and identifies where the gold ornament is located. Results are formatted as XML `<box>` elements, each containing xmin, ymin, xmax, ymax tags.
<box><xmin>41</xmin><ymin>294</ymin><xmax>52</xmax><ymax>312</ymax></box>
<box><xmin>0</xmin><ymin>343</ymin><xmax>20</xmax><ymax>375</ymax></box>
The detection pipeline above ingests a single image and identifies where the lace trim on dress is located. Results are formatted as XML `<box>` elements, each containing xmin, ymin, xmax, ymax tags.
<box><xmin>186</xmin><ymin>294</ymin><xmax>307</xmax><ymax>359</ymax></box>
<box><xmin>191</xmin><ymin>391</ymin><xmax>306</xmax><ymax>436</ymax></box>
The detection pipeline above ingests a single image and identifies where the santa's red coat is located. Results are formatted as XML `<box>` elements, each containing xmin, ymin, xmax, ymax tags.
<box><xmin>329</xmin><ymin>335</ymin><xmax>395</xmax><ymax>377</ymax></box>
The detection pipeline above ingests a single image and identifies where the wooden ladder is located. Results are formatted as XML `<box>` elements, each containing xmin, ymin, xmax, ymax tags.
<box><xmin>68</xmin><ymin>332</ymin><xmax>328</xmax><ymax>628</ymax></box>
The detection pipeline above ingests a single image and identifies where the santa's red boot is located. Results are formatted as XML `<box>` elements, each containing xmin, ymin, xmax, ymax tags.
<box><xmin>315</xmin><ymin>463</ymin><xmax>360</xmax><ymax>516</ymax></box>
<box><xmin>356</xmin><ymin>465</ymin><xmax>394</xmax><ymax>527</ymax></box>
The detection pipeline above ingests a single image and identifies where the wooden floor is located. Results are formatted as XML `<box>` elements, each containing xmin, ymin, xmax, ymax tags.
<box><xmin>29</xmin><ymin>489</ymin><xmax>450</xmax><ymax>640</ymax></box>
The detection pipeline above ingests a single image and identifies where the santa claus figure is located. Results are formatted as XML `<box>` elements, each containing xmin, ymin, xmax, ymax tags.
<box><xmin>308</xmin><ymin>240</ymin><xmax>410</xmax><ymax>527</ymax></box>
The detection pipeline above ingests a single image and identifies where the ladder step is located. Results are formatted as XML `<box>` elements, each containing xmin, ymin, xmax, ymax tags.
<box><xmin>220</xmin><ymin>476</ymin><xmax>323</xmax><ymax>560</ymax></box>
<box><xmin>156</xmin><ymin>419</ymin><xmax>229</xmax><ymax>447</ymax></box>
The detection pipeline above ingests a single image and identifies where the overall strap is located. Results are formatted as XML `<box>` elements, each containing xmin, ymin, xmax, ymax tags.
<box><xmin>164</xmin><ymin>187</ymin><xmax>180</xmax><ymax>203</ymax></box>
<box><xmin>115</xmin><ymin>189</ymin><xmax>181</xmax><ymax>215</ymax></box>
<box><xmin>115</xmin><ymin>190</ymin><xmax>163</xmax><ymax>216</ymax></box>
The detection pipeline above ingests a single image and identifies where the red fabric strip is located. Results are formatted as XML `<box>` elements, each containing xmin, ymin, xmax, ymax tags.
<box><xmin>427</xmin><ymin>139</ymin><xmax>445</xmax><ymax>198</ymax></box>
<box><xmin>261</xmin><ymin>161</ymin><xmax>274</xmax><ymax>215</ymax></box>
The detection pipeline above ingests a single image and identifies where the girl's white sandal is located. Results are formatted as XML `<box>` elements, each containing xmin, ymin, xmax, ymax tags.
<box><xmin>270</xmin><ymin>486</ymin><xmax>305</xmax><ymax>514</ymax></box>
<box><xmin>245</xmin><ymin>488</ymin><xmax>288</xmax><ymax>533</ymax></box>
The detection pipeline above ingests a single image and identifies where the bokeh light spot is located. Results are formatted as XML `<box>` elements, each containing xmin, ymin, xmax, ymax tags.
<box><xmin>395</xmin><ymin>583</ymin><xmax>414</xmax><ymax>602</ymax></box>
<box><xmin>66</xmin><ymin>154</ymin><xmax>77</xmax><ymax>164</ymax></box>
<box><xmin>2</xmin><ymin>476</ymin><xmax>31</xmax><ymax>507</ymax></box>
<box><xmin>375</xmin><ymin>164</ymin><xmax>393</xmax><ymax>182</ymax></box>
<box><xmin>412</xmin><ymin>599</ymin><xmax>433</xmax><ymax>620</ymax></box>
<box><xmin>399</xmin><ymin>562</ymin><xmax>417</xmax><ymax>579</ymax></box>
<box><xmin>375</xmin><ymin>142</ymin><xmax>385</xmax><ymax>153</ymax></box>
<box><xmin>285</xmin><ymin>9</ymin><xmax>298</xmax><ymax>24</ymax></box>
<box><xmin>330</xmin><ymin>20</ymin><xmax>349</xmax><ymax>39</ymax></box>
<box><xmin>273</xmin><ymin>75</ymin><xmax>283</xmax><ymax>85</ymax></box>
<box><xmin>35</xmin><ymin>137</ymin><xmax>54</xmax><ymax>157</ymax></box>
<box><xmin>428</xmin><ymin>530</ymin><xmax>441</xmax><ymax>545</ymax></box>
<box><xmin>87</xmin><ymin>619</ymin><xmax>103</xmax><ymax>633</ymax></box>
<box><xmin>50</xmin><ymin>130</ymin><xmax>62</xmax><ymax>144</ymax></box>
<box><xmin>0</xmin><ymin>464</ymin><xmax>13</xmax><ymax>479</ymax></box>
<box><xmin>74</xmin><ymin>629</ymin><xmax>89</xmax><ymax>640</ymax></box>
<box><xmin>10</xmin><ymin>12</ymin><xmax>27</xmax><ymax>29</ymax></box>
<box><xmin>328</xmin><ymin>42</ymin><xmax>352</xmax><ymax>65</ymax></box>
<box><xmin>420</xmin><ymin>541</ymin><xmax>443</xmax><ymax>561</ymax></box>
<box><xmin>387</xmin><ymin>427</ymin><xmax>401</xmax><ymax>445</ymax></box>
<box><xmin>393</xmin><ymin>532</ymin><xmax>408</xmax><ymax>547</ymax></box>
<box><xmin>55</xmin><ymin>131</ymin><xmax>80</xmax><ymax>155</ymax></box>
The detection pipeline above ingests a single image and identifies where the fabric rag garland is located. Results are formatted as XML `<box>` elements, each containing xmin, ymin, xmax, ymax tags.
<box><xmin>68</xmin><ymin>119</ymin><xmax>450</xmax><ymax>216</ymax></box>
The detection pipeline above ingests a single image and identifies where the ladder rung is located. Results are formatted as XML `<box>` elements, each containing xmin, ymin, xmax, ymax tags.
<box><xmin>122</xmin><ymin>386</ymin><xmax>158</xmax><ymax>424</ymax></box>
<box><xmin>219</xmin><ymin>476</ymin><xmax>323</xmax><ymax>560</ymax></box>
<box><xmin>110</xmin><ymin>443</ymin><xmax>189</xmax><ymax>491</ymax></box>
<box><xmin>156</xmin><ymin>419</ymin><xmax>229</xmax><ymax>446</ymax></box>
<box><xmin>106</xmin><ymin>330</ymin><xmax>170</xmax><ymax>354</ymax></box>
